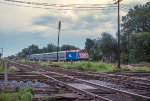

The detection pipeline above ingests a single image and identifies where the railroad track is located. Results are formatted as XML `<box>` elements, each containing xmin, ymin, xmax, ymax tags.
<box><xmin>4</xmin><ymin>60</ymin><xmax>150</xmax><ymax>101</ymax></box>
<box><xmin>25</xmin><ymin>63</ymin><xmax>150</xmax><ymax>91</ymax></box>
<box><xmin>0</xmin><ymin>72</ymin><xmax>92</xmax><ymax>101</ymax></box>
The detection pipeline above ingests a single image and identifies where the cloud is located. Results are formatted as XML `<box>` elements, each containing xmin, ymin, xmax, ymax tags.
<box><xmin>0</xmin><ymin>0</ymin><xmax>148</xmax><ymax>57</ymax></box>
<box><xmin>31</xmin><ymin>8</ymin><xmax>118</xmax><ymax>31</ymax></box>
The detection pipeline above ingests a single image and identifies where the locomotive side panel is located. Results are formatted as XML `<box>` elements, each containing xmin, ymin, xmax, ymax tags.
<box><xmin>77</xmin><ymin>52</ymin><xmax>89</xmax><ymax>60</ymax></box>
<box><xmin>66</xmin><ymin>51</ymin><xmax>77</xmax><ymax>61</ymax></box>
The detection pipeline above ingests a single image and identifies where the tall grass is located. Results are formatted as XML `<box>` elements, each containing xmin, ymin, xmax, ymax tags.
<box><xmin>0</xmin><ymin>93</ymin><xmax>19</xmax><ymax>101</ymax></box>
<box><xmin>0</xmin><ymin>87</ymin><xmax>33</xmax><ymax>101</ymax></box>
<box><xmin>23</xmin><ymin>59</ymin><xmax>150</xmax><ymax>72</ymax></box>
<box><xmin>0</xmin><ymin>59</ymin><xmax>3</xmax><ymax>72</ymax></box>
<box><xmin>122</xmin><ymin>66</ymin><xmax>150</xmax><ymax>71</ymax></box>
<box><xmin>41</xmin><ymin>61</ymin><xmax>118</xmax><ymax>72</ymax></box>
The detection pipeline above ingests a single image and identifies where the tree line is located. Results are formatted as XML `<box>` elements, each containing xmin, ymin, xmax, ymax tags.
<box><xmin>85</xmin><ymin>2</ymin><xmax>150</xmax><ymax>63</ymax></box>
<box><xmin>8</xmin><ymin>44</ymin><xmax>79</xmax><ymax>59</ymax></box>
<box><xmin>85</xmin><ymin>32</ymin><xmax>118</xmax><ymax>61</ymax></box>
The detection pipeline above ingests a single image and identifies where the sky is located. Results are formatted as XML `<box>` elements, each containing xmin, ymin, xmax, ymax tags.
<box><xmin>0</xmin><ymin>0</ymin><xmax>149</xmax><ymax>57</ymax></box>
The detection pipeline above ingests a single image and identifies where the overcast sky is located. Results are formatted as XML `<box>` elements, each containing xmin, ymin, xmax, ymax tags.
<box><xmin>0</xmin><ymin>0</ymin><xmax>149</xmax><ymax>57</ymax></box>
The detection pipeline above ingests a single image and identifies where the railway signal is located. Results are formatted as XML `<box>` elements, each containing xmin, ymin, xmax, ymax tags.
<box><xmin>113</xmin><ymin>0</ymin><xmax>123</xmax><ymax>68</ymax></box>
<box><xmin>57</xmin><ymin>21</ymin><xmax>61</xmax><ymax>62</ymax></box>
<box><xmin>0</xmin><ymin>48</ymin><xmax>3</xmax><ymax>59</ymax></box>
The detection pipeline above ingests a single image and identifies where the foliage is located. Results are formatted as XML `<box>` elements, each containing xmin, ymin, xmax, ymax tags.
<box><xmin>58</xmin><ymin>88</ymin><xmax>66</xmax><ymax>94</ymax></box>
<box><xmin>120</xmin><ymin>52</ymin><xmax>128</xmax><ymax>63</ymax></box>
<box><xmin>19</xmin><ymin>87</ymin><xmax>33</xmax><ymax>95</ymax></box>
<box><xmin>0</xmin><ymin>93</ymin><xmax>19</xmax><ymax>101</ymax></box>
<box><xmin>8</xmin><ymin>66</ymin><xmax>15</xmax><ymax>72</ymax></box>
<box><xmin>122</xmin><ymin>65</ymin><xmax>150</xmax><ymax>72</ymax></box>
<box><xmin>60</xmin><ymin>44</ymin><xmax>79</xmax><ymax>51</ymax></box>
<box><xmin>40</xmin><ymin>61</ymin><xmax>118</xmax><ymax>72</ymax></box>
<box><xmin>0</xmin><ymin>60</ymin><xmax>3</xmax><ymax>72</ymax></box>
<box><xmin>129</xmin><ymin>32</ymin><xmax>150</xmax><ymax>63</ymax></box>
<box><xmin>89</xmin><ymin>39</ymin><xmax>101</xmax><ymax>61</ymax></box>
<box><xmin>17</xmin><ymin>44</ymin><xmax>39</xmax><ymax>58</ymax></box>
<box><xmin>15</xmin><ymin>43</ymin><xmax>80</xmax><ymax>59</ymax></box>
<box><xmin>19</xmin><ymin>87</ymin><xmax>33</xmax><ymax>101</ymax></box>
<box><xmin>85</xmin><ymin>38</ymin><xmax>95</xmax><ymax>56</ymax></box>
<box><xmin>85</xmin><ymin>32</ymin><xmax>117</xmax><ymax>61</ymax></box>
<box><xmin>20</xmin><ymin>92</ymin><xmax>32</xmax><ymax>101</ymax></box>
<box><xmin>122</xmin><ymin>3</ymin><xmax>150</xmax><ymax>33</ymax></box>
<box><xmin>121</xmin><ymin>3</ymin><xmax>150</xmax><ymax>63</ymax></box>
<box><xmin>47</xmin><ymin>43</ymin><xmax>57</xmax><ymax>52</ymax></box>
<box><xmin>0</xmin><ymin>87</ymin><xmax>33</xmax><ymax>101</ymax></box>
<box><xmin>99</xmin><ymin>32</ymin><xmax>118</xmax><ymax>62</ymax></box>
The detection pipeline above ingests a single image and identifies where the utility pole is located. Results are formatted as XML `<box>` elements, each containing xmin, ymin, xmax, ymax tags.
<box><xmin>114</xmin><ymin>0</ymin><xmax>122</xmax><ymax>68</ymax></box>
<box><xmin>57</xmin><ymin>21</ymin><xmax>61</xmax><ymax>62</ymax></box>
<box><xmin>127</xmin><ymin>32</ymin><xmax>130</xmax><ymax>65</ymax></box>
<box><xmin>4</xmin><ymin>62</ymin><xmax>8</xmax><ymax>86</ymax></box>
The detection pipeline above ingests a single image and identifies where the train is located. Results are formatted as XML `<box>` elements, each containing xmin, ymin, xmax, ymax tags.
<box><xmin>28</xmin><ymin>50</ymin><xmax>89</xmax><ymax>61</ymax></box>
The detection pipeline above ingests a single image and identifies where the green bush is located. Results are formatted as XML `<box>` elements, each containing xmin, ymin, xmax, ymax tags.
<box><xmin>19</xmin><ymin>88</ymin><xmax>33</xmax><ymax>101</ymax></box>
<box><xmin>0</xmin><ymin>60</ymin><xmax>3</xmax><ymax>72</ymax></box>
<box><xmin>19</xmin><ymin>87</ymin><xmax>34</xmax><ymax>95</ymax></box>
<box><xmin>0</xmin><ymin>93</ymin><xmax>19</xmax><ymax>101</ymax></box>
<box><xmin>20</xmin><ymin>92</ymin><xmax>32</xmax><ymax>101</ymax></box>
<box><xmin>0</xmin><ymin>87</ymin><xmax>33</xmax><ymax>101</ymax></box>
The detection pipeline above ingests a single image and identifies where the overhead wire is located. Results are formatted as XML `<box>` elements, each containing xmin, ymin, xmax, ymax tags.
<box><xmin>1</xmin><ymin>0</ymin><xmax>130</xmax><ymax>11</ymax></box>
<box><xmin>3</xmin><ymin>0</ymin><xmax>131</xmax><ymax>8</ymax></box>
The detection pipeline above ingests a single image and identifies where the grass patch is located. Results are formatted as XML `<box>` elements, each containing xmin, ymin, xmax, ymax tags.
<box><xmin>58</xmin><ymin>88</ymin><xmax>66</xmax><ymax>94</ymax></box>
<box><xmin>20</xmin><ymin>59</ymin><xmax>150</xmax><ymax>72</ymax></box>
<box><xmin>37</xmin><ymin>61</ymin><xmax>119</xmax><ymax>72</ymax></box>
<box><xmin>8</xmin><ymin>66</ymin><xmax>16</xmax><ymax>72</ymax></box>
<box><xmin>0</xmin><ymin>59</ymin><xmax>3</xmax><ymax>72</ymax></box>
<box><xmin>0</xmin><ymin>87</ymin><xmax>33</xmax><ymax>101</ymax></box>
<box><xmin>0</xmin><ymin>93</ymin><xmax>19</xmax><ymax>101</ymax></box>
<box><xmin>122</xmin><ymin>66</ymin><xmax>150</xmax><ymax>72</ymax></box>
<box><xmin>48</xmin><ymin>61</ymin><xmax>150</xmax><ymax>72</ymax></box>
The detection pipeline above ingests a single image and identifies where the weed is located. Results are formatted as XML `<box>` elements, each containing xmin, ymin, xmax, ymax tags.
<box><xmin>58</xmin><ymin>88</ymin><xmax>66</xmax><ymax>94</ymax></box>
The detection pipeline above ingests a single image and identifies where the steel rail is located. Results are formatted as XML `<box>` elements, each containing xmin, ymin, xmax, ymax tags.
<box><xmin>62</xmin><ymin>69</ymin><xmax>150</xmax><ymax>89</ymax></box>
<box><xmin>36</xmin><ymin>72</ymin><xmax>112</xmax><ymax>101</ymax></box>
<box><xmin>6</xmin><ymin>60</ymin><xmax>150</xmax><ymax>100</ymax></box>
<box><xmin>35</xmin><ymin>71</ymin><xmax>150</xmax><ymax>101</ymax></box>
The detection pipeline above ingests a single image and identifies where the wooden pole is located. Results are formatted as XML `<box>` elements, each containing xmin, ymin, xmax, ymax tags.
<box><xmin>4</xmin><ymin>62</ymin><xmax>8</xmax><ymax>86</ymax></box>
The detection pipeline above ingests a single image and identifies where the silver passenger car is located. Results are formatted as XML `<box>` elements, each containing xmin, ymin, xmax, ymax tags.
<box><xmin>29</xmin><ymin>51</ymin><xmax>66</xmax><ymax>61</ymax></box>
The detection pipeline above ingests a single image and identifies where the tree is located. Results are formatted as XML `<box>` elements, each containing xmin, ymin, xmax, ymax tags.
<box><xmin>47</xmin><ymin>43</ymin><xmax>57</xmax><ymax>52</ymax></box>
<box><xmin>21</xmin><ymin>48</ymin><xmax>30</xmax><ymax>58</ymax></box>
<box><xmin>85</xmin><ymin>38</ymin><xmax>101</xmax><ymax>60</ymax></box>
<box><xmin>89</xmin><ymin>39</ymin><xmax>102</xmax><ymax>61</ymax></box>
<box><xmin>122</xmin><ymin>3</ymin><xmax>150</xmax><ymax>33</ymax></box>
<box><xmin>84</xmin><ymin>33</ymin><xmax>117</xmax><ymax>61</ymax></box>
<box><xmin>40</xmin><ymin>47</ymin><xmax>48</xmax><ymax>53</ymax></box>
<box><xmin>85</xmin><ymin>38</ymin><xmax>95</xmax><ymax>55</ymax></box>
<box><xmin>60</xmin><ymin>44</ymin><xmax>79</xmax><ymax>51</ymax></box>
<box><xmin>99</xmin><ymin>32</ymin><xmax>117</xmax><ymax>62</ymax></box>
<box><xmin>129</xmin><ymin>32</ymin><xmax>150</xmax><ymax>63</ymax></box>
<box><xmin>121</xmin><ymin>3</ymin><xmax>150</xmax><ymax>63</ymax></box>
<box><xmin>28</xmin><ymin>44</ymin><xmax>39</xmax><ymax>54</ymax></box>
<box><xmin>16</xmin><ymin>44</ymin><xmax>39</xmax><ymax>58</ymax></box>
<box><xmin>16</xmin><ymin>43</ymin><xmax>80</xmax><ymax>58</ymax></box>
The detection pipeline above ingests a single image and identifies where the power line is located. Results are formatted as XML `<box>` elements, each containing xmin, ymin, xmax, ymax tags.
<box><xmin>0</xmin><ymin>1</ymin><xmax>129</xmax><ymax>11</ymax></box>
<box><xmin>3</xmin><ymin>0</ymin><xmax>131</xmax><ymax>8</ymax></box>
<box><xmin>3</xmin><ymin>0</ymin><xmax>117</xmax><ymax>8</ymax></box>
<box><xmin>2</xmin><ymin>0</ymin><xmax>130</xmax><ymax>9</ymax></box>
<box><xmin>3</xmin><ymin>0</ymin><xmax>117</xmax><ymax>6</ymax></box>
